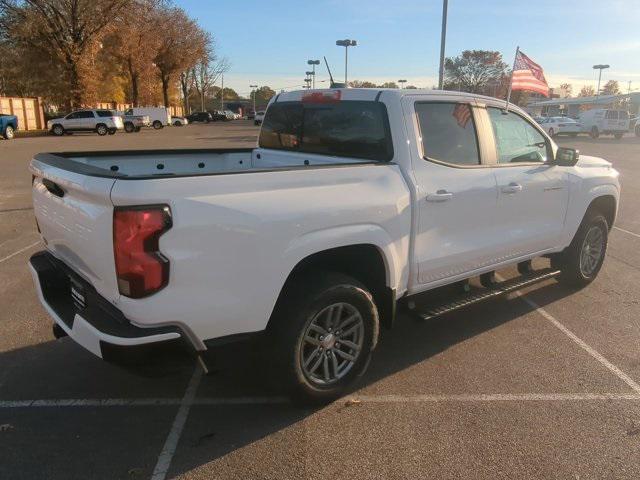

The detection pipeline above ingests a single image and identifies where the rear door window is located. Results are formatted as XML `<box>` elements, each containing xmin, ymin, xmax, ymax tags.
<box><xmin>259</xmin><ymin>101</ymin><xmax>393</xmax><ymax>161</ymax></box>
<box><xmin>415</xmin><ymin>102</ymin><xmax>480</xmax><ymax>166</ymax></box>
<box><xmin>96</xmin><ymin>110</ymin><xmax>114</xmax><ymax>118</ymax></box>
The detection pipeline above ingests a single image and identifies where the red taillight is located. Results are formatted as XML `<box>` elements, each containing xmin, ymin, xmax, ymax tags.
<box><xmin>113</xmin><ymin>205</ymin><xmax>172</xmax><ymax>298</ymax></box>
<box><xmin>302</xmin><ymin>90</ymin><xmax>341</xmax><ymax>104</ymax></box>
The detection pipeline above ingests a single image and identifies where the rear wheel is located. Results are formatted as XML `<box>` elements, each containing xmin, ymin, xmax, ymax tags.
<box><xmin>3</xmin><ymin>125</ymin><xmax>14</xmax><ymax>139</ymax></box>
<box><xmin>173</xmin><ymin>120</ymin><xmax>182</xmax><ymax>126</ymax></box>
<box><xmin>108</xmin><ymin>129</ymin><xmax>116</xmax><ymax>135</ymax></box>
<box><xmin>96</xmin><ymin>124</ymin><xmax>108</xmax><ymax>136</ymax></box>
<box><xmin>152</xmin><ymin>120</ymin><xmax>163</xmax><ymax>130</ymax></box>
<box><xmin>52</xmin><ymin>124</ymin><xmax>64</xmax><ymax>136</ymax></box>
<box><xmin>268</xmin><ymin>272</ymin><xmax>379</xmax><ymax>404</ymax></box>
<box><xmin>124</xmin><ymin>122</ymin><xmax>135</xmax><ymax>133</ymax></box>
<box><xmin>590</xmin><ymin>126</ymin><xmax>600</xmax><ymax>139</ymax></box>
<box><xmin>552</xmin><ymin>213</ymin><xmax>608</xmax><ymax>287</ymax></box>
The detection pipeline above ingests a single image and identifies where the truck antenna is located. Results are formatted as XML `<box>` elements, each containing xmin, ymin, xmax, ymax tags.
<box><xmin>324</xmin><ymin>56</ymin><xmax>343</xmax><ymax>88</ymax></box>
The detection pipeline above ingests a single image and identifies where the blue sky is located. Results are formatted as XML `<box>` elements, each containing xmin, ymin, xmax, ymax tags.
<box><xmin>180</xmin><ymin>0</ymin><xmax>640</xmax><ymax>96</ymax></box>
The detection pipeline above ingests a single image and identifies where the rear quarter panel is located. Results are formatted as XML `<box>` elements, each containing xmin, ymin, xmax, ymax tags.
<box><xmin>110</xmin><ymin>164</ymin><xmax>411</xmax><ymax>343</ymax></box>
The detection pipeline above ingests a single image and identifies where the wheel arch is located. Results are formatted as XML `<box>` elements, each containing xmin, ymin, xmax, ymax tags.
<box><xmin>268</xmin><ymin>243</ymin><xmax>397</xmax><ymax>331</ymax></box>
<box><xmin>585</xmin><ymin>194</ymin><xmax>617</xmax><ymax>230</ymax></box>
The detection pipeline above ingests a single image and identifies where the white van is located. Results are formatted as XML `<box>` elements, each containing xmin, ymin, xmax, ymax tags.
<box><xmin>123</xmin><ymin>107</ymin><xmax>171</xmax><ymax>130</ymax></box>
<box><xmin>579</xmin><ymin>108</ymin><xmax>629</xmax><ymax>139</ymax></box>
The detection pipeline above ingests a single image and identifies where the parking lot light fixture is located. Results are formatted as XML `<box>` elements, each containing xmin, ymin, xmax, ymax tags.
<box><xmin>336</xmin><ymin>39</ymin><xmax>357</xmax><ymax>85</ymax></box>
<box><xmin>593</xmin><ymin>64</ymin><xmax>610</xmax><ymax>97</ymax></box>
<box><xmin>307</xmin><ymin>59</ymin><xmax>320</xmax><ymax>88</ymax></box>
<box><xmin>398</xmin><ymin>79</ymin><xmax>407</xmax><ymax>89</ymax></box>
<box><xmin>250</xmin><ymin>84</ymin><xmax>258</xmax><ymax>116</ymax></box>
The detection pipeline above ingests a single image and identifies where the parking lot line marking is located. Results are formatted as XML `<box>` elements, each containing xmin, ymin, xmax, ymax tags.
<box><xmin>151</xmin><ymin>366</ymin><xmax>202</xmax><ymax>480</ymax></box>
<box><xmin>509</xmin><ymin>287</ymin><xmax>640</xmax><ymax>395</ymax></box>
<box><xmin>614</xmin><ymin>226</ymin><xmax>640</xmax><ymax>239</ymax></box>
<box><xmin>353</xmin><ymin>393</ymin><xmax>640</xmax><ymax>402</ymax></box>
<box><xmin>0</xmin><ymin>240</ymin><xmax>40</xmax><ymax>265</ymax></box>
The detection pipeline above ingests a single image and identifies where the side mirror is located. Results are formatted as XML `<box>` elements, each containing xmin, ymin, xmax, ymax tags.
<box><xmin>553</xmin><ymin>147</ymin><xmax>580</xmax><ymax>167</ymax></box>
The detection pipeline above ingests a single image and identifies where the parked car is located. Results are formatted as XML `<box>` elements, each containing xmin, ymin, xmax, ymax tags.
<box><xmin>29</xmin><ymin>88</ymin><xmax>619</xmax><ymax>403</ymax></box>
<box><xmin>47</xmin><ymin>109</ymin><xmax>124</xmax><ymax>136</ymax></box>
<box><xmin>538</xmin><ymin>116</ymin><xmax>582</xmax><ymax>137</ymax></box>
<box><xmin>172</xmin><ymin>116</ymin><xmax>188</xmax><ymax>126</ymax></box>
<box><xmin>579</xmin><ymin>108</ymin><xmax>629</xmax><ymax>139</ymax></box>
<box><xmin>209</xmin><ymin>110</ymin><xmax>228</xmax><ymax>122</ymax></box>
<box><xmin>254</xmin><ymin>110</ymin><xmax>265</xmax><ymax>126</ymax></box>
<box><xmin>186</xmin><ymin>112</ymin><xmax>212</xmax><ymax>123</ymax></box>
<box><xmin>124</xmin><ymin>107</ymin><xmax>170</xmax><ymax>130</ymax></box>
<box><xmin>223</xmin><ymin>110</ymin><xmax>237</xmax><ymax>120</ymax></box>
<box><xmin>630</xmin><ymin>116</ymin><xmax>640</xmax><ymax>137</ymax></box>
<box><xmin>246</xmin><ymin>110</ymin><xmax>256</xmax><ymax>120</ymax></box>
<box><xmin>0</xmin><ymin>113</ymin><xmax>18</xmax><ymax>140</ymax></box>
<box><xmin>121</xmin><ymin>113</ymin><xmax>150</xmax><ymax>133</ymax></box>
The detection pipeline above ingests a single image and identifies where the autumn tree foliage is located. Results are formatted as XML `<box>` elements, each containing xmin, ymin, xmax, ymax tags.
<box><xmin>0</xmin><ymin>0</ymin><xmax>213</xmax><ymax>110</ymax></box>
<box><xmin>443</xmin><ymin>50</ymin><xmax>509</xmax><ymax>95</ymax></box>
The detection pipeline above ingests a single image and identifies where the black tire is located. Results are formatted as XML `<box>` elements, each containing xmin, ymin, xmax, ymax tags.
<box><xmin>590</xmin><ymin>126</ymin><xmax>600</xmax><ymax>139</ymax></box>
<box><xmin>267</xmin><ymin>272</ymin><xmax>379</xmax><ymax>404</ymax></box>
<box><xmin>96</xmin><ymin>124</ymin><xmax>108</xmax><ymax>136</ymax></box>
<box><xmin>173</xmin><ymin>121</ymin><xmax>182</xmax><ymax>126</ymax></box>
<box><xmin>134</xmin><ymin>127</ymin><xmax>141</xmax><ymax>132</ymax></box>
<box><xmin>108</xmin><ymin>129</ymin><xmax>116</xmax><ymax>135</ymax></box>
<box><xmin>551</xmin><ymin>212</ymin><xmax>608</xmax><ymax>288</ymax></box>
<box><xmin>152</xmin><ymin>120</ymin><xmax>163</xmax><ymax>130</ymax></box>
<box><xmin>3</xmin><ymin>125</ymin><xmax>14</xmax><ymax>140</ymax></box>
<box><xmin>614</xmin><ymin>133</ymin><xmax>623</xmax><ymax>140</ymax></box>
<box><xmin>52</xmin><ymin>124</ymin><xmax>64</xmax><ymax>136</ymax></box>
<box><xmin>124</xmin><ymin>122</ymin><xmax>135</xmax><ymax>133</ymax></box>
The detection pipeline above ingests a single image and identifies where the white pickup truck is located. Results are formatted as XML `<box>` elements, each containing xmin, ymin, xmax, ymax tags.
<box><xmin>29</xmin><ymin>88</ymin><xmax>620</xmax><ymax>402</ymax></box>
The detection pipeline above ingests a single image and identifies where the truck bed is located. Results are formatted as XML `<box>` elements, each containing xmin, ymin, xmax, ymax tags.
<box><xmin>33</xmin><ymin>148</ymin><xmax>376</xmax><ymax>179</ymax></box>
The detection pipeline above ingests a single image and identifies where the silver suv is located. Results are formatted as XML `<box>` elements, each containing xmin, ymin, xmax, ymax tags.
<box><xmin>47</xmin><ymin>110</ymin><xmax>124</xmax><ymax>136</ymax></box>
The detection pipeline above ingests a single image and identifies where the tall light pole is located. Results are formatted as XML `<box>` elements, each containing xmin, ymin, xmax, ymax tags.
<box><xmin>593</xmin><ymin>64</ymin><xmax>610</xmax><ymax>97</ymax></box>
<box><xmin>250</xmin><ymin>84</ymin><xmax>258</xmax><ymax>114</ymax></box>
<box><xmin>307</xmin><ymin>59</ymin><xmax>320</xmax><ymax>88</ymax></box>
<box><xmin>336</xmin><ymin>39</ymin><xmax>357</xmax><ymax>86</ymax></box>
<box><xmin>438</xmin><ymin>0</ymin><xmax>449</xmax><ymax>90</ymax></box>
<box><xmin>398</xmin><ymin>79</ymin><xmax>407</xmax><ymax>89</ymax></box>
<box><xmin>220</xmin><ymin>73</ymin><xmax>224</xmax><ymax>110</ymax></box>
<box><xmin>306</xmin><ymin>71</ymin><xmax>315</xmax><ymax>90</ymax></box>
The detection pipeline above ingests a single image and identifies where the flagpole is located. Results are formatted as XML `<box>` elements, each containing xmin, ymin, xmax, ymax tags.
<box><xmin>504</xmin><ymin>45</ymin><xmax>519</xmax><ymax>111</ymax></box>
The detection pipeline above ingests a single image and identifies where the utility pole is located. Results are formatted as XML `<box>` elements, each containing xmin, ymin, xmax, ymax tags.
<box><xmin>438</xmin><ymin>0</ymin><xmax>449</xmax><ymax>89</ymax></box>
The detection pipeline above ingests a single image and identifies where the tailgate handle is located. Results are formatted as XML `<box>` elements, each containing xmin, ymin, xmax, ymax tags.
<box><xmin>42</xmin><ymin>179</ymin><xmax>65</xmax><ymax>198</ymax></box>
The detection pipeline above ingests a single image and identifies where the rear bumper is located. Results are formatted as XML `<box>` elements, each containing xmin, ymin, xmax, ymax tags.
<box><xmin>29</xmin><ymin>251</ymin><xmax>182</xmax><ymax>358</ymax></box>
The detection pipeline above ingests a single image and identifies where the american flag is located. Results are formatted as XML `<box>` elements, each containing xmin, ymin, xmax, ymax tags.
<box><xmin>511</xmin><ymin>50</ymin><xmax>549</xmax><ymax>97</ymax></box>
<box><xmin>452</xmin><ymin>103</ymin><xmax>472</xmax><ymax>128</ymax></box>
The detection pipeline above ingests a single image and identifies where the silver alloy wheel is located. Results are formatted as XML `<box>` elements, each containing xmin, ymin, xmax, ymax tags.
<box><xmin>5</xmin><ymin>126</ymin><xmax>14</xmax><ymax>139</ymax></box>
<box><xmin>300</xmin><ymin>302</ymin><xmax>364</xmax><ymax>386</ymax></box>
<box><xmin>97</xmin><ymin>125</ymin><xmax>107</xmax><ymax>135</ymax></box>
<box><xmin>53</xmin><ymin>125</ymin><xmax>63</xmax><ymax>136</ymax></box>
<box><xmin>580</xmin><ymin>225</ymin><xmax>604</xmax><ymax>277</ymax></box>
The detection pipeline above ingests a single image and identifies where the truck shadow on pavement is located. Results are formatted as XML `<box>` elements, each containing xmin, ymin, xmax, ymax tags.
<box><xmin>0</xmin><ymin>278</ymin><xmax>581</xmax><ymax>479</ymax></box>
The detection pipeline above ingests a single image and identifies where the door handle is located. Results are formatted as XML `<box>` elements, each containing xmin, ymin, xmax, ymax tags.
<box><xmin>501</xmin><ymin>182</ymin><xmax>523</xmax><ymax>194</ymax></box>
<box><xmin>426</xmin><ymin>190</ymin><xmax>453</xmax><ymax>202</ymax></box>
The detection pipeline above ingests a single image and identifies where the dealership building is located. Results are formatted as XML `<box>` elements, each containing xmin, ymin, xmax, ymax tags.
<box><xmin>526</xmin><ymin>92</ymin><xmax>640</xmax><ymax>118</ymax></box>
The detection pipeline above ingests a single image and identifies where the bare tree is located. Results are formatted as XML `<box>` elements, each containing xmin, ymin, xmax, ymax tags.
<box><xmin>186</xmin><ymin>35</ymin><xmax>230</xmax><ymax>113</ymax></box>
<box><xmin>0</xmin><ymin>0</ymin><xmax>132</xmax><ymax>108</ymax></box>
<box><xmin>443</xmin><ymin>50</ymin><xmax>508</xmax><ymax>94</ymax></box>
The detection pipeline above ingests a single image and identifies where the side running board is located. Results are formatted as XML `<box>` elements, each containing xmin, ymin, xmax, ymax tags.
<box><xmin>415</xmin><ymin>268</ymin><xmax>561</xmax><ymax>321</ymax></box>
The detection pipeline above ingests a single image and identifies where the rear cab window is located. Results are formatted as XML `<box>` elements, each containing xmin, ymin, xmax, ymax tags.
<box><xmin>259</xmin><ymin>100</ymin><xmax>393</xmax><ymax>161</ymax></box>
<box><xmin>415</xmin><ymin>102</ymin><xmax>480</xmax><ymax>166</ymax></box>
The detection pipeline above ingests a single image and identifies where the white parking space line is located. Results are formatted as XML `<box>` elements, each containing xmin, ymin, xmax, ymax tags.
<box><xmin>614</xmin><ymin>226</ymin><xmax>640</xmax><ymax>239</ymax></box>
<box><xmin>0</xmin><ymin>240</ymin><xmax>41</xmax><ymax>265</ymax></box>
<box><xmin>1</xmin><ymin>393</ymin><xmax>640</xmax><ymax>409</ymax></box>
<box><xmin>151</xmin><ymin>366</ymin><xmax>202</xmax><ymax>480</ymax></box>
<box><xmin>512</xmin><ymin>288</ymin><xmax>640</xmax><ymax>395</ymax></box>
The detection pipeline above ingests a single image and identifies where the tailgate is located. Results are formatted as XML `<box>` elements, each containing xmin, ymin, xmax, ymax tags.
<box><xmin>30</xmin><ymin>158</ymin><xmax>119</xmax><ymax>302</ymax></box>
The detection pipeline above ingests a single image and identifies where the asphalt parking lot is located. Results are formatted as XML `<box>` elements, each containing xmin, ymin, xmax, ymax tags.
<box><xmin>1</xmin><ymin>122</ymin><xmax>640</xmax><ymax>479</ymax></box>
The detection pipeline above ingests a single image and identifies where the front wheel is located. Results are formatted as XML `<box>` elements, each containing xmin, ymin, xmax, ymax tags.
<box><xmin>552</xmin><ymin>213</ymin><xmax>608</xmax><ymax>287</ymax></box>
<box><xmin>124</xmin><ymin>122</ymin><xmax>135</xmax><ymax>133</ymax></box>
<box><xmin>268</xmin><ymin>273</ymin><xmax>379</xmax><ymax>404</ymax></box>
<box><xmin>152</xmin><ymin>120</ymin><xmax>163</xmax><ymax>130</ymax></box>
<box><xmin>96</xmin><ymin>124</ymin><xmax>108</xmax><ymax>136</ymax></box>
<box><xmin>52</xmin><ymin>124</ymin><xmax>64</xmax><ymax>136</ymax></box>
<box><xmin>3</xmin><ymin>125</ymin><xmax>14</xmax><ymax>140</ymax></box>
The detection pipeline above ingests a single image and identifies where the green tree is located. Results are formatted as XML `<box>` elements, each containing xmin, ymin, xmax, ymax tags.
<box><xmin>379</xmin><ymin>81</ymin><xmax>398</xmax><ymax>89</ymax></box>
<box><xmin>443</xmin><ymin>50</ymin><xmax>508</xmax><ymax>95</ymax></box>
<box><xmin>349</xmin><ymin>80</ymin><xmax>377</xmax><ymax>88</ymax></box>
<box><xmin>405</xmin><ymin>85</ymin><xmax>418</xmax><ymax>89</ymax></box>
<box><xmin>579</xmin><ymin>85</ymin><xmax>596</xmax><ymax>97</ymax></box>
<box><xmin>601</xmin><ymin>80</ymin><xmax>620</xmax><ymax>95</ymax></box>
<box><xmin>253</xmin><ymin>86</ymin><xmax>275</xmax><ymax>106</ymax></box>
